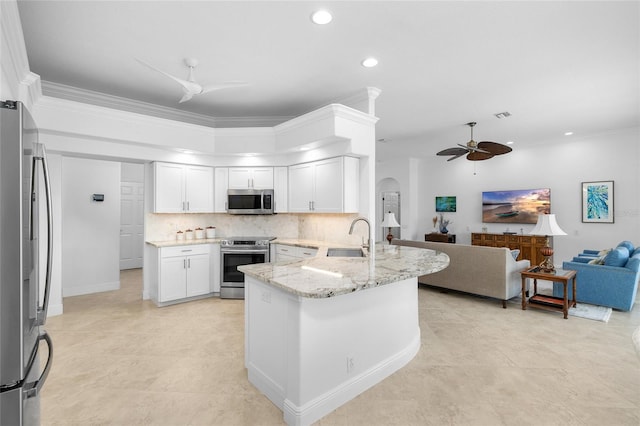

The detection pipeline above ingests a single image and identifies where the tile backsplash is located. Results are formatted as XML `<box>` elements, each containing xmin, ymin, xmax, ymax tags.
<box><xmin>146</xmin><ymin>212</ymin><xmax>363</xmax><ymax>245</ymax></box>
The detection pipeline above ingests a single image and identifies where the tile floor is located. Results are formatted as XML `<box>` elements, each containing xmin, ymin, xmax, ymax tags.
<box><xmin>41</xmin><ymin>269</ymin><xmax>640</xmax><ymax>425</ymax></box>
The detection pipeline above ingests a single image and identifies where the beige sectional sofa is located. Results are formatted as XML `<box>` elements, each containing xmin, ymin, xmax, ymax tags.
<box><xmin>391</xmin><ymin>239</ymin><xmax>531</xmax><ymax>307</ymax></box>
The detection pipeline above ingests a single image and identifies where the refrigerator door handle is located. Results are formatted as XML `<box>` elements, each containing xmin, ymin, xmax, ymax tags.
<box><xmin>34</xmin><ymin>144</ymin><xmax>53</xmax><ymax>326</ymax></box>
<box><xmin>24</xmin><ymin>331</ymin><xmax>53</xmax><ymax>399</ymax></box>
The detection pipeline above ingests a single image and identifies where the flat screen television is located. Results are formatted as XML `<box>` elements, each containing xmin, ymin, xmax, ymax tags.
<box><xmin>482</xmin><ymin>188</ymin><xmax>550</xmax><ymax>224</ymax></box>
<box><xmin>435</xmin><ymin>196</ymin><xmax>456</xmax><ymax>212</ymax></box>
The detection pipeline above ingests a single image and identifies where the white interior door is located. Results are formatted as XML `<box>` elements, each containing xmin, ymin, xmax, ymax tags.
<box><xmin>120</xmin><ymin>181</ymin><xmax>144</xmax><ymax>269</ymax></box>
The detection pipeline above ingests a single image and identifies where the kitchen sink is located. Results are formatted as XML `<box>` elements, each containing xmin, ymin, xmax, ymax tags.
<box><xmin>326</xmin><ymin>248</ymin><xmax>366</xmax><ymax>257</ymax></box>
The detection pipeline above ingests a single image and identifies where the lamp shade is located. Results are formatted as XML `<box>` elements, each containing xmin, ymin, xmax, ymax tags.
<box><xmin>529</xmin><ymin>214</ymin><xmax>567</xmax><ymax>236</ymax></box>
<box><xmin>381</xmin><ymin>212</ymin><xmax>400</xmax><ymax>228</ymax></box>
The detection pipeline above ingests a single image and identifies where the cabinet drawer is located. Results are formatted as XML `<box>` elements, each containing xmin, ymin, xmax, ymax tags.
<box><xmin>298</xmin><ymin>247</ymin><xmax>318</xmax><ymax>258</ymax></box>
<box><xmin>276</xmin><ymin>245</ymin><xmax>296</xmax><ymax>256</ymax></box>
<box><xmin>161</xmin><ymin>244</ymin><xmax>210</xmax><ymax>258</ymax></box>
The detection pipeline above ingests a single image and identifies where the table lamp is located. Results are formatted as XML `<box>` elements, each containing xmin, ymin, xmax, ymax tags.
<box><xmin>381</xmin><ymin>211</ymin><xmax>401</xmax><ymax>244</ymax></box>
<box><xmin>529</xmin><ymin>214</ymin><xmax>567</xmax><ymax>272</ymax></box>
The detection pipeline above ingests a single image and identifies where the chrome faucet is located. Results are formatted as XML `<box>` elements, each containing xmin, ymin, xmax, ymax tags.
<box><xmin>349</xmin><ymin>217</ymin><xmax>371</xmax><ymax>252</ymax></box>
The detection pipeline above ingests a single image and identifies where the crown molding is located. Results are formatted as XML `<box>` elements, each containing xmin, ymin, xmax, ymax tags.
<box><xmin>1</xmin><ymin>0</ymin><xmax>41</xmax><ymax>107</ymax></box>
<box><xmin>41</xmin><ymin>80</ymin><xmax>292</xmax><ymax>128</ymax></box>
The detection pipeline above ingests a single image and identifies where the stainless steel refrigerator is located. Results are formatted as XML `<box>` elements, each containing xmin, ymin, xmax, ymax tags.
<box><xmin>1</xmin><ymin>100</ymin><xmax>54</xmax><ymax>425</ymax></box>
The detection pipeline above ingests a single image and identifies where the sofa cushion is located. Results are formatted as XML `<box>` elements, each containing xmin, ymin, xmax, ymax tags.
<box><xmin>625</xmin><ymin>256</ymin><xmax>640</xmax><ymax>272</ymax></box>
<box><xmin>633</xmin><ymin>247</ymin><xmax>640</xmax><ymax>258</ymax></box>
<box><xmin>617</xmin><ymin>241</ymin><xmax>635</xmax><ymax>253</ymax></box>
<box><xmin>588</xmin><ymin>255</ymin><xmax>606</xmax><ymax>265</ymax></box>
<box><xmin>604</xmin><ymin>246</ymin><xmax>629</xmax><ymax>267</ymax></box>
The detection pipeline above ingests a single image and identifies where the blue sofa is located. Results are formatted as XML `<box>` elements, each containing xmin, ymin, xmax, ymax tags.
<box><xmin>553</xmin><ymin>241</ymin><xmax>640</xmax><ymax>311</ymax></box>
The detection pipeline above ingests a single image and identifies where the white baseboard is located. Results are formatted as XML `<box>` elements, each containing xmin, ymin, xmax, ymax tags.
<box><xmin>47</xmin><ymin>303</ymin><xmax>64</xmax><ymax>317</ymax></box>
<box><xmin>62</xmin><ymin>280</ymin><xmax>120</xmax><ymax>297</ymax></box>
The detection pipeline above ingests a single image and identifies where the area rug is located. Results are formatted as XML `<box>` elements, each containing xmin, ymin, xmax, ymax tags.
<box><xmin>569</xmin><ymin>303</ymin><xmax>612</xmax><ymax>322</ymax></box>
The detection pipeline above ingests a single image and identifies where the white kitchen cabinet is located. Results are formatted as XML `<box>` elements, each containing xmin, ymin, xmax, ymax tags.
<box><xmin>153</xmin><ymin>162</ymin><xmax>213</xmax><ymax>213</ymax></box>
<box><xmin>228</xmin><ymin>167</ymin><xmax>274</xmax><ymax>189</ymax></box>
<box><xmin>274</xmin><ymin>244</ymin><xmax>318</xmax><ymax>261</ymax></box>
<box><xmin>288</xmin><ymin>156</ymin><xmax>359</xmax><ymax>213</ymax></box>
<box><xmin>273</xmin><ymin>167</ymin><xmax>288</xmax><ymax>213</ymax></box>
<box><xmin>214</xmin><ymin>167</ymin><xmax>229</xmax><ymax>213</ymax></box>
<box><xmin>158</xmin><ymin>244</ymin><xmax>211</xmax><ymax>304</ymax></box>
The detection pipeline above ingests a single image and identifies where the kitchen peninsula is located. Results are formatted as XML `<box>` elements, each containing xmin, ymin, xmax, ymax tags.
<box><xmin>239</xmin><ymin>245</ymin><xmax>449</xmax><ymax>425</ymax></box>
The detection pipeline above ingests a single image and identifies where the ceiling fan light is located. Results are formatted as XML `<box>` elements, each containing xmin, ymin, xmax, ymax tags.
<box><xmin>311</xmin><ymin>10</ymin><xmax>332</xmax><ymax>25</ymax></box>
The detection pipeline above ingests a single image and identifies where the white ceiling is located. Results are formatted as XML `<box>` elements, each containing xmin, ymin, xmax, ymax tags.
<box><xmin>17</xmin><ymin>1</ymin><xmax>640</xmax><ymax>160</ymax></box>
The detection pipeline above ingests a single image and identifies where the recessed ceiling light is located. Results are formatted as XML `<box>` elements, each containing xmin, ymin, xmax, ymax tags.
<box><xmin>564</xmin><ymin>131</ymin><xmax>574</xmax><ymax>136</ymax></box>
<box><xmin>179</xmin><ymin>149</ymin><xmax>194</xmax><ymax>154</ymax></box>
<box><xmin>361</xmin><ymin>57</ymin><xmax>378</xmax><ymax>68</ymax></box>
<box><xmin>299</xmin><ymin>146</ymin><xmax>310</xmax><ymax>151</ymax></box>
<box><xmin>311</xmin><ymin>10</ymin><xmax>332</xmax><ymax>25</ymax></box>
<box><xmin>506</xmin><ymin>141</ymin><xmax>514</xmax><ymax>145</ymax></box>
<box><xmin>494</xmin><ymin>112</ymin><xmax>512</xmax><ymax>119</ymax></box>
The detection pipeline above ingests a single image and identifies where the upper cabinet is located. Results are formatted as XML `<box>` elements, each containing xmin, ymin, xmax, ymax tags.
<box><xmin>153</xmin><ymin>162</ymin><xmax>214</xmax><ymax>213</ymax></box>
<box><xmin>228</xmin><ymin>167</ymin><xmax>274</xmax><ymax>189</ymax></box>
<box><xmin>273</xmin><ymin>167</ymin><xmax>288</xmax><ymax>213</ymax></box>
<box><xmin>288</xmin><ymin>157</ymin><xmax>359</xmax><ymax>213</ymax></box>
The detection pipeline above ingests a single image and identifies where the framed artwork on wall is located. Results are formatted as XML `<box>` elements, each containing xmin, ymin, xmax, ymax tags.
<box><xmin>435</xmin><ymin>196</ymin><xmax>456</xmax><ymax>212</ymax></box>
<box><xmin>582</xmin><ymin>180</ymin><xmax>614</xmax><ymax>223</ymax></box>
<box><xmin>481</xmin><ymin>188</ymin><xmax>550</xmax><ymax>224</ymax></box>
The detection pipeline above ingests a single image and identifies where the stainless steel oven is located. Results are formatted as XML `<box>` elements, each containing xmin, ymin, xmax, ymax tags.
<box><xmin>220</xmin><ymin>237</ymin><xmax>274</xmax><ymax>299</ymax></box>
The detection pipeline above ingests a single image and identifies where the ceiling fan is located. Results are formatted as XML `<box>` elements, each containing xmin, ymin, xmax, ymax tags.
<box><xmin>437</xmin><ymin>122</ymin><xmax>512</xmax><ymax>161</ymax></box>
<box><xmin>136</xmin><ymin>58</ymin><xmax>247</xmax><ymax>103</ymax></box>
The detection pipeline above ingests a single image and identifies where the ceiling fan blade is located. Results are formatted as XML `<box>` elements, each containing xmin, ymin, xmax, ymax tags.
<box><xmin>477</xmin><ymin>141</ymin><xmax>512</xmax><ymax>155</ymax></box>
<box><xmin>467</xmin><ymin>151</ymin><xmax>495</xmax><ymax>161</ymax></box>
<box><xmin>179</xmin><ymin>90</ymin><xmax>194</xmax><ymax>103</ymax></box>
<box><xmin>437</xmin><ymin>147</ymin><xmax>468</xmax><ymax>156</ymax></box>
<box><xmin>201</xmin><ymin>81</ymin><xmax>248</xmax><ymax>95</ymax></box>
<box><xmin>447</xmin><ymin>152</ymin><xmax>466</xmax><ymax>161</ymax></box>
<box><xmin>136</xmin><ymin>58</ymin><xmax>202</xmax><ymax>94</ymax></box>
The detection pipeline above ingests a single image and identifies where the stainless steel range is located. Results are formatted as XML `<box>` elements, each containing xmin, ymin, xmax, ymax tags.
<box><xmin>220</xmin><ymin>236</ymin><xmax>275</xmax><ymax>299</ymax></box>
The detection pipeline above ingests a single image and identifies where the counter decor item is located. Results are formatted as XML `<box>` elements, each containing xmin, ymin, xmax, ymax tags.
<box><xmin>176</xmin><ymin>231</ymin><xmax>184</xmax><ymax>241</ymax></box>
<box><xmin>438</xmin><ymin>214</ymin><xmax>451</xmax><ymax>234</ymax></box>
<box><xmin>194</xmin><ymin>227</ymin><xmax>204</xmax><ymax>239</ymax></box>
<box><xmin>185</xmin><ymin>229</ymin><xmax>194</xmax><ymax>240</ymax></box>
<box><xmin>206</xmin><ymin>226</ymin><xmax>216</xmax><ymax>238</ymax></box>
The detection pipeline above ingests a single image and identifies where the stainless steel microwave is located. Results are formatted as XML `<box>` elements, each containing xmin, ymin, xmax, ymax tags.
<box><xmin>227</xmin><ymin>189</ymin><xmax>274</xmax><ymax>215</ymax></box>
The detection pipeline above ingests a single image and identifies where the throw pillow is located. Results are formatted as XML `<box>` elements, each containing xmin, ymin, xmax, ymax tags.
<box><xmin>598</xmin><ymin>248</ymin><xmax>612</xmax><ymax>256</ymax></box>
<box><xmin>604</xmin><ymin>246</ymin><xmax>630</xmax><ymax>267</ymax></box>
<box><xmin>617</xmin><ymin>241</ymin><xmax>635</xmax><ymax>253</ymax></box>
<box><xmin>510</xmin><ymin>249</ymin><xmax>520</xmax><ymax>260</ymax></box>
<box><xmin>588</xmin><ymin>255</ymin><xmax>606</xmax><ymax>265</ymax></box>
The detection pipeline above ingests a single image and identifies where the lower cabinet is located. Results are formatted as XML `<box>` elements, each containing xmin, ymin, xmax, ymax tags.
<box><xmin>156</xmin><ymin>244</ymin><xmax>211</xmax><ymax>304</ymax></box>
<box><xmin>274</xmin><ymin>244</ymin><xmax>318</xmax><ymax>261</ymax></box>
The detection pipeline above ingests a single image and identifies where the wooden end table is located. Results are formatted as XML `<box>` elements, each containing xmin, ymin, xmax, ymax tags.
<box><xmin>520</xmin><ymin>267</ymin><xmax>577</xmax><ymax>319</ymax></box>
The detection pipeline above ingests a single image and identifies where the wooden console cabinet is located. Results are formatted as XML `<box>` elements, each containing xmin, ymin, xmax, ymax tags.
<box><xmin>471</xmin><ymin>233</ymin><xmax>550</xmax><ymax>267</ymax></box>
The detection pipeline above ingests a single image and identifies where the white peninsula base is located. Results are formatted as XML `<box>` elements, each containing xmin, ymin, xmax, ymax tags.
<box><xmin>244</xmin><ymin>275</ymin><xmax>420</xmax><ymax>426</ymax></box>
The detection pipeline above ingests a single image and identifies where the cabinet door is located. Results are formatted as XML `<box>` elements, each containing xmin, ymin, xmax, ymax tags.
<box><xmin>159</xmin><ymin>256</ymin><xmax>187</xmax><ymax>302</ymax></box>
<box><xmin>186</xmin><ymin>253</ymin><xmax>210</xmax><ymax>297</ymax></box>
<box><xmin>214</xmin><ymin>168</ymin><xmax>229</xmax><ymax>213</ymax></box>
<box><xmin>288</xmin><ymin>163</ymin><xmax>314</xmax><ymax>212</ymax></box>
<box><xmin>313</xmin><ymin>157</ymin><xmax>343</xmax><ymax>212</ymax></box>
<box><xmin>154</xmin><ymin>163</ymin><xmax>185</xmax><ymax>213</ymax></box>
<box><xmin>184</xmin><ymin>165</ymin><xmax>213</xmax><ymax>212</ymax></box>
<box><xmin>251</xmin><ymin>168</ymin><xmax>274</xmax><ymax>189</ymax></box>
<box><xmin>273</xmin><ymin>167</ymin><xmax>288</xmax><ymax>213</ymax></box>
<box><xmin>228</xmin><ymin>168</ymin><xmax>253</xmax><ymax>189</ymax></box>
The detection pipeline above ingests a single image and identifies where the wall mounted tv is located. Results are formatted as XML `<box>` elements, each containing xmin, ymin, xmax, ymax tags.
<box><xmin>482</xmin><ymin>188</ymin><xmax>550</xmax><ymax>224</ymax></box>
<box><xmin>435</xmin><ymin>196</ymin><xmax>456</xmax><ymax>212</ymax></box>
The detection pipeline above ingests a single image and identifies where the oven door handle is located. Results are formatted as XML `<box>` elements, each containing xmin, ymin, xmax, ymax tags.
<box><xmin>221</xmin><ymin>249</ymin><xmax>269</xmax><ymax>254</ymax></box>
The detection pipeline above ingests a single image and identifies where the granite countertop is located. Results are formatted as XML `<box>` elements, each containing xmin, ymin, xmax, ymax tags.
<box><xmin>239</xmin><ymin>244</ymin><xmax>450</xmax><ymax>299</ymax></box>
<box><xmin>146</xmin><ymin>238</ymin><xmax>223</xmax><ymax>248</ymax></box>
